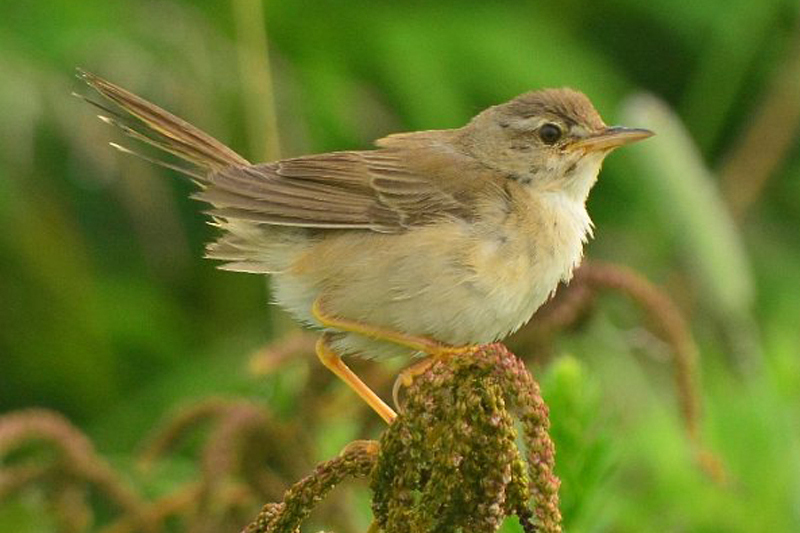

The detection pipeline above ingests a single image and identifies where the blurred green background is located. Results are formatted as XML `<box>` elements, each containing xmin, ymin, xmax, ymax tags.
<box><xmin>1</xmin><ymin>0</ymin><xmax>799</xmax><ymax>531</ymax></box>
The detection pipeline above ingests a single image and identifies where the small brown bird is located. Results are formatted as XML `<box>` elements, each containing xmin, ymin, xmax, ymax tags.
<box><xmin>77</xmin><ymin>70</ymin><xmax>652</xmax><ymax>423</ymax></box>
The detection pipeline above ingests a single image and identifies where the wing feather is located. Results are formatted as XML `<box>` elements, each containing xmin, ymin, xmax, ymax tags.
<box><xmin>200</xmin><ymin>148</ymin><xmax>473</xmax><ymax>233</ymax></box>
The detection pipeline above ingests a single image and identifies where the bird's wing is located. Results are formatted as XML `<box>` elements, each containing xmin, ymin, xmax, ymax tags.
<box><xmin>196</xmin><ymin>148</ymin><xmax>475</xmax><ymax>233</ymax></box>
<box><xmin>76</xmin><ymin>71</ymin><xmax>480</xmax><ymax>233</ymax></box>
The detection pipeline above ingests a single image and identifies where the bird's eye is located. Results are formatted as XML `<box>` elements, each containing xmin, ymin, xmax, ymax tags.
<box><xmin>538</xmin><ymin>123</ymin><xmax>562</xmax><ymax>144</ymax></box>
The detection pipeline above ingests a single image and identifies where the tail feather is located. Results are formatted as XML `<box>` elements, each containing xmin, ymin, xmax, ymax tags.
<box><xmin>76</xmin><ymin>69</ymin><xmax>304</xmax><ymax>276</ymax></box>
<box><xmin>75</xmin><ymin>69</ymin><xmax>249</xmax><ymax>174</ymax></box>
<box><xmin>107</xmin><ymin>142</ymin><xmax>206</xmax><ymax>181</ymax></box>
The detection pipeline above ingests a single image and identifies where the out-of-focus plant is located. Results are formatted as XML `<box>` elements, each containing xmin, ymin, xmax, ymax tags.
<box><xmin>0</xmin><ymin>399</ymin><xmax>356</xmax><ymax>533</ymax></box>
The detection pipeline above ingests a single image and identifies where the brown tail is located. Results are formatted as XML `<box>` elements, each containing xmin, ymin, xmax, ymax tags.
<box><xmin>75</xmin><ymin>69</ymin><xmax>249</xmax><ymax>178</ymax></box>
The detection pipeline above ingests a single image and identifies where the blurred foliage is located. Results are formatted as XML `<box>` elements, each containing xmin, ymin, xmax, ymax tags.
<box><xmin>1</xmin><ymin>0</ymin><xmax>799</xmax><ymax>531</ymax></box>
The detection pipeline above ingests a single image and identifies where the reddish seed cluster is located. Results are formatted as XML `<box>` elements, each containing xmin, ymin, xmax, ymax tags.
<box><xmin>371</xmin><ymin>343</ymin><xmax>561</xmax><ymax>533</ymax></box>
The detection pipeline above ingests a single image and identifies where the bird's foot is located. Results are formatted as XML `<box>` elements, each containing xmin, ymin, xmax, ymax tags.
<box><xmin>392</xmin><ymin>344</ymin><xmax>479</xmax><ymax>413</ymax></box>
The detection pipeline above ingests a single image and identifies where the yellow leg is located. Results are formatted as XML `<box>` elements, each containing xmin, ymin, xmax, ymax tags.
<box><xmin>312</xmin><ymin>297</ymin><xmax>479</xmax><ymax>421</ymax></box>
<box><xmin>392</xmin><ymin>356</ymin><xmax>437</xmax><ymax>410</ymax></box>
<box><xmin>316</xmin><ymin>333</ymin><xmax>397</xmax><ymax>424</ymax></box>
<box><xmin>312</xmin><ymin>298</ymin><xmax>460</xmax><ymax>356</ymax></box>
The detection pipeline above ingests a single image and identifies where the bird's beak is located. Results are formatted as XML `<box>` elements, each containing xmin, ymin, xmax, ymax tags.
<box><xmin>571</xmin><ymin>126</ymin><xmax>654</xmax><ymax>152</ymax></box>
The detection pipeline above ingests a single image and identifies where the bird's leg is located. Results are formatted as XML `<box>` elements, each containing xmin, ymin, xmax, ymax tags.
<box><xmin>312</xmin><ymin>297</ymin><xmax>478</xmax><ymax>419</ymax></box>
<box><xmin>312</xmin><ymin>298</ymin><xmax>466</xmax><ymax>356</ymax></box>
<box><xmin>392</xmin><ymin>356</ymin><xmax>438</xmax><ymax>411</ymax></box>
<box><xmin>316</xmin><ymin>333</ymin><xmax>397</xmax><ymax>424</ymax></box>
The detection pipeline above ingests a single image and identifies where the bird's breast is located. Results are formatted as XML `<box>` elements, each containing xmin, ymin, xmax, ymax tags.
<box><xmin>463</xmin><ymin>189</ymin><xmax>593</xmax><ymax>340</ymax></box>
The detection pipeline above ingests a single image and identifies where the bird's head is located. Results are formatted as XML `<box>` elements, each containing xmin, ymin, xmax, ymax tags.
<box><xmin>460</xmin><ymin>88</ymin><xmax>652</xmax><ymax>201</ymax></box>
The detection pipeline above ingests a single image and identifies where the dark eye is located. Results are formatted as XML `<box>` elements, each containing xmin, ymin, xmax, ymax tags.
<box><xmin>538</xmin><ymin>123</ymin><xmax>562</xmax><ymax>144</ymax></box>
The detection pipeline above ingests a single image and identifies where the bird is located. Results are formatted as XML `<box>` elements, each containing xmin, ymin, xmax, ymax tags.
<box><xmin>76</xmin><ymin>69</ymin><xmax>652</xmax><ymax>423</ymax></box>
